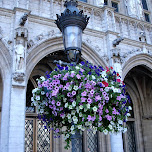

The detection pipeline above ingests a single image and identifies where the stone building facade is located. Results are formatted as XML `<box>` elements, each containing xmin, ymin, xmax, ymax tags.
<box><xmin>0</xmin><ymin>0</ymin><xmax>152</xmax><ymax>152</ymax></box>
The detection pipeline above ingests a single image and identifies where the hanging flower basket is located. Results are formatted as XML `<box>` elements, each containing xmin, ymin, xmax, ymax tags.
<box><xmin>31</xmin><ymin>61</ymin><xmax>131</xmax><ymax>149</ymax></box>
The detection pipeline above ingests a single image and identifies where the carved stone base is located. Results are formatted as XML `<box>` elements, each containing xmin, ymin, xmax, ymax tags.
<box><xmin>13</xmin><ymin>72</ymin><xmax>25</xmax><ymax>82</ymax></box>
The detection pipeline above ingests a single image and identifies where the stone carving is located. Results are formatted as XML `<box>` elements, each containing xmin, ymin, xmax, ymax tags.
<box><xmin>139</xmin><ymin>31</ymin><xmax>146</xmax><ymax>42</ymax></box>
<box><xmin>137</xmin><ymin>0</ymin><xmax>144</xmax><ymax>20</ymax></box>
<box><xmin>13</xmin><ymin>72</ymin><xmax>25</xmax><ymax>82</ymax></box>
<box><xmin>48</xmin><ymin>30</ymin><xmax>55</xmax><ymax>37</ymax></box>
<box><xmin>20</xmin><ymin>13</ymin><xmax>29</xmax><ymax>26</ymax></box>
<box><xmin>85</xmin><ymin>38</ymin><xmax>91</xmax><ymax>44</ymax></box>
<box><xmin>36</xmin><ymin>33</ymin><xmax>44</xmax><ymax>41</ymax></box>
<box><xmin>126</xmin><ymin>0</ymin><xmax>137</xmax><ymax>17</ymax></box>
<box><xmin>113</xmin><ymin>37</ymin><xmax>124</xmax><ymax>47</ymax></box>
<box><xmin>96</xmin><ymin>0</ymin><xmax>104</xmax><ymax>7</ymax></box>
<box><xmin>27</xmin><ymin>40</ymin><xmax>34</xmax><ymax>48</ymax></box>
<box><xmin>14</xmin><ymin>39</ymin><xmax>25</xmax><ymax>72</ymax></box>
<box><xmin>95</xmin><ymin>45</ymin><xmax>101</xmax><ymax>52</ymax></box>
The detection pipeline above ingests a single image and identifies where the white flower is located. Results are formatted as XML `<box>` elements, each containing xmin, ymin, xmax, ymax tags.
<box><xmin>71</xmin><ymin>71</ymin><xmax>75</xmax><ymax>74</ymax></box>
<box><xmin>65</xmin><ymin>103</ymin><xmax>68</xmax><ymax>108</ymax></box>
<box><xmin>40</xmin><ymin>109</ymin><xmax>44</xmax><ymax>113</ymax></box>
<box><xmin>71</xmin><ymin>110</ymin><xmax>76</xmax><ymax>115</ymax></box>
<box><xmin>66</xmin><ymin>134</ymin><xmax>70</xmax><ymax>138</ymax></box>
<box><xmin>113</xmin><ymin>88</ymin><xmax>119</xmax><ymax>93</ymax></box>
<box><xmin>67</xmin><ymin>114</ymin><xmax>71</xmax><ymax>119</ymax></box>
<box><xmin>127</xmin><ymin>113</ymin><xmax>131</xmax><ymax>117</ymax></box>
<box><xmin>68</xmin><ymin>119</ymin><xmax>72</xmax><ymax>123</ymax></box>
<box><xmin>85</xmin><ymin>122</ymin><xmax>89</xmax><ymax>126</ymax></box>
<box><xmin>105</xmin><ymin>87</ymin><xmax>109</xmax><ymax>92</ymax></box>
<box><xmin>31</xmin><ymin>97</ymin><xmax>34</xmax><ymax>101</ymax></box>
<box><xmin>72</xmin><ymin>101</ymin><xmax>76</xmax><ymax>107</ymax></box>
<box><xmin>68</xmin><ymin>86</ymin><xmax>72</xmax><ymax>91</ymax></box>
<box><xmin>75</xmin><ymin>66</ymin><xmax>80</xmax><ymax>70</ymax></box>
<box><xmin>87</xmin><ymin>104</ymin><xmax>90</xmax><ymax>109</ymax></box>
<box><xmin>40</xmin><ymin>76</ymin><xmax>45</xmax><ymax>81</ymax></box>
<box><xmin>78</xmin><ymin>125</ymin><xmax>82</xmax><ymax>129</ymax></box>
<box><xmin>101</xmin><ymin>71</ymin><xmax>106</xmax><ymax>78</ymax></box>
<box><xmin>123</xmin><ymin>128</ymin><xmax>127</xmax><ymax>133</ymax></box>
<box><xmin>84</xmin><ymin>108</ymin><xmax>87</xmax><ymax>112</ymax></box>
<box><xmin>110</xmin><ymin>121</ymin><xmax>115</xmax><ymax>125</ymax></box>
<box><xmin>81</xmin><ymin>127</ymin><xmax>85</xmax><ymax>131</ymax></box>
<box><xmin>71</xmin><ymin>130</ymin><xmax>75</xmax><ymax>135</ymax></box>
<box><xmin>69</xmin><ymin>105</ymin><xmax>73</xmax><ymax>109</ymax></box>
<box><xmin>128</xmin><ymin>106</ymin><xmax>132</xmax><ymax>110</ymax></box>
<box><xmin>79</xmin><ymin>112</ymin><xmax>82</xmax><ymax>117</ymax></box>
<box><xmin>118</xmin><ymin>120</ymin><xmax>123</xmax><ymax>124</ymax></box>
<box><xmin>41</xmin><ymin>91</ymin><xmax>45</xmax><ymax>95</ymax></box>
<box><xmin>32</xmin><ymin>88</ymin><xmax>39</xmax><ymax>94</ymax></box>
<box><xmin>103</xmin><ymin>129</ymin><xmax>108</xmax><ymax>135</ymax></box>
<box><xmin>79</xmin><ymin>105</ymin><xmax>83</xmax><ymax>110</ymax></box>
<box><xmin>108</xmin><ymin>124</ymin><xmax>113</xmax><ymax>130</ymax></box>
<box><xmin>36</xmin><ymin>96</ymin><xmax>40</xmax><ymax>100</ymax></box>
<box><xmin>71</xmin><ymin>125</ymin><xmax>75</xmax><ymax>131</ymax></box>
<box><xmin>63</xmin><ymin>98</ymin><xmax>67</xmax><ymax>102</ymax></box>
<box><xmin>73</xmin><ymin>116</ymin><xmax>78</xmax><ymax>124</ymax></box>
<box><xmin>76</xmin><ymin>107</ymin><xmax>79</xmax><ymax>113</ymax></box>
<box><xmin>92</xmin><ymin>75</ymin><xmax>96</xmax><ymax>80</ymax></box>
<box><xmin>73</xmin><ymin>85</ymin><xmax>78</xmax><ymax>91</ymax></box>
<box><xmin>93</xmin><ymin>106</ymin><xmax>97</xmax><ymax>112</ymax></box>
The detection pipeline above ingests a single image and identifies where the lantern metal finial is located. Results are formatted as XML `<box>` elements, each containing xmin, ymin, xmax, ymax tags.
<box><xmin>55</xmin><ymin>0</ymin><xmax>89</xmax><ymax>63</ymax></box>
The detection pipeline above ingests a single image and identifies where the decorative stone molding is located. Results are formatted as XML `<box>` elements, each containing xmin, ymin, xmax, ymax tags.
<box><xmin>15</xmin><ymin>27</ymin><xmax>28</xmax><ymax>40</ymax></box>
<box><xmin>13</xmin><ymin>72</ymin><xmax>25</xmax><ymax>82</ymax></box>
<box><xmin>113</xmin><ymin>37</ymin><xmax>124</xmax><ymax>47</ymax></box>
<box><xmin>27</xmin><ymin>39</ymin><xmax>34</xmax><ymax>49</ymax></box>
<box><xmin>139</xmin><ymin>31</ymin><xmax>146</xmax><ymax>42</ymax></box>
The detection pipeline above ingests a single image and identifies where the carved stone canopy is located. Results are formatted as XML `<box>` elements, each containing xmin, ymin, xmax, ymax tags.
<box><xmin>15</xmin><ymin>27</ymin><xmax>28</xmax><ymax>39</ymax></box>
<box><xmin>13</xmin><ymin>72</ymin><xmax>25</xmax><ymax>82</ymax></box>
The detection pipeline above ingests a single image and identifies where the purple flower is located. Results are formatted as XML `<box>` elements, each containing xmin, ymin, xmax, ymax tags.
<box><xmin>91</xmin><ymin>116</ymin><xmax>96</xmax><ymax>121</ymax></box>
<box><xmin>72</xmin><ymin>91</ymin><xmax>76</xmax><ymax>96</ymax></box>
<box><xmin>51</xmin><ymin>100</ymin><xmax>55</xmax><ymax>105</ymax></box>
<box><xmin>95</xmin><ymin>95</ymin><xmax>102</xmax><ymax>101</ymax></box>
<box><xmin>71</xmin><ymin>73</ymin><xmax>75</xmax><ymax>77</ymax></box>
<box><xmin>55</xmin><ymin>128</ymin><xmax>59</xmax><ymax>133</ymax></box>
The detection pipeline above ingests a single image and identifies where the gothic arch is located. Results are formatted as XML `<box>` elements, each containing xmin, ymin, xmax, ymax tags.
<box><xmin>122</xmin><ymin>54</ymin><xmax>152</xmax><ymax>80</ymax></box>
<box><xmin>26</xmin><ymin>37</ymin><xmax>107</xmax><ymax>83</ymax></box>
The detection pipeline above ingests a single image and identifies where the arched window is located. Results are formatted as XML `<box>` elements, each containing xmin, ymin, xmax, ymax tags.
<box><xmin>142</xmin><ymin>0</ymin><xmax>148</xmax><ymax>10</ymax></box>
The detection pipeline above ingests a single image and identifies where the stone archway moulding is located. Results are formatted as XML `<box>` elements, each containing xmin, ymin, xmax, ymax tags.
<box><xmin>122</xmin><ymin>54</ymin><xmax>152</xmax><ymax>80</ymax></box>
<box><xmin>26</xmin><ymin>37</ymin><xmax>107</xmax><ymax>84</ymax></box>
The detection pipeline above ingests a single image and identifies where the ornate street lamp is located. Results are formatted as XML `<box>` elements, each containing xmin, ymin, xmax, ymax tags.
<box><xmin>55</xmin><ymin>0</ymin><xmax>89</xmax><ymax>63</ymax></box>
<box><xmin>55</xmin><ymin>0</ymin><xmax>89</xmax><ymax>151</ymax></box>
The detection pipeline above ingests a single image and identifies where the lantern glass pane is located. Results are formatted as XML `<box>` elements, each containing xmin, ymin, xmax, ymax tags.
<box><xmin>63</xmin><ymin>26</ymin><xmax>82</xmax><ymax>50</ymax></box>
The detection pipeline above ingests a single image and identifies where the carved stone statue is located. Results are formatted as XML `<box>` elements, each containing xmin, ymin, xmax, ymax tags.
<box><xmin>14</xmin><ymin>39</ymin><xmax>25</xmax><ymax>72</ymax></box>
<box><xmin>114</xmin><ymin>58</ymin><xmax>122</xmax><ymax>76</ymax></box>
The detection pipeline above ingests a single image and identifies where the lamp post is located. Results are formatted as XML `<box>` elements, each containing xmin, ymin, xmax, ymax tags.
<box><xmin>55</xmin><ymin>0</ymin><xmax>89</xmax><ymax>151</ymax></box>
<box><xmin>55</xmin><ymin>0</ymin><xmax>89</xmax><ymax>63</ymax></box>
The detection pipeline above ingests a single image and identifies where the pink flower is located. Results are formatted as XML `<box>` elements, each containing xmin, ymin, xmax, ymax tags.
<box><xmin>51</xmin><ymin>100</ymin><xmax>55</xmax><ymax>105</ymax></box>
<box><xmin>105</xmin><ymin>109</ymin><xmax>109</xmax><ymax>113</ymax></box>
<box><xmin>72</xmin><ymin>91</ymin><xmax>76</xmax><ymax>96</ymax></box>
<box><xmin>112</xmin><ymin>107</ymin><xmax>117</xmax><ymax>115</ymax></box>
<box><xmin>52</xmin><ymin>90</ymin><xmax>58</xmax><ymax>96</ymax></box>
<box><xmin>95</xmin><ymin>95</ymin><xmax>102</xmax><ymax>101</ymax></box>
<box><xmin>87</xmin><ymin>98</ymin><xmax>92</xmax><ymax>104</ymax></box>
<box><xmin>71</xmin><ymin>73</ymin><xmax>75</xmax><ymax>77</ymax></box>
<box><xmin>56</xmin><ymin>102</ymin><xmax>61</xmax><ymax>106</ymax></box>
<box><xmin>67</xmin><ymin>92</ymin><xmax>72</xmax><ymax>97</ymax></box>
<box><xmin>81</xmin><ymin>97</ymin><xmax>86</xmax><ymax>102</ymax></box>
<box><xmin>99</xmin><ymin>116</ymin><xmax>102</xmax><ymax>121</ymax></box>
<box><xmin>90</xmin><ymin>89</ymin><xmax>94</xmax><ymax>94</ymax></box>
<box><xmin>81</xmin><ymin>91</ymin><xmax>87</xmax><ymax>96</ymax></box>
<box><xmin>76</xmin><ymin>74</ymin><xmax>81</xmax><ymax>79</ymax></box>
<box><xmin>100</xmin><ymin>88</ymin><xmax>103</xmax><ymax>92</ymax></box>
<box><xmin>80</xmin><ymin>68</ymin><xmax>84</xmax><ymax>72</ymax></box>
<box><xmin>91</xmin><ymin>116</ymin><xmax>96</xmax><ymax>121</ymax></box>
<box><xmin>87</xmin><ymin>115</ymin><xmax>92</xmax><ymax>121</ymax></box>
<box><xmin>106</xmin><ymin>115</ymin><xmax>112</xmax><ymax>121</ymax></box>
<box><xmin>63</xmin><ymin>76</ymin><xmax>67</xmax><ymax>81</ymax></box>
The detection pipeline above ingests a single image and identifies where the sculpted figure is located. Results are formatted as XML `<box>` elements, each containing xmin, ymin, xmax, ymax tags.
<box><xmin>114</xmin><ymin>58</ymin><xmax>122</xmax><ymax>76</ymax></box>
<box><xmin>15</xmin><ymin>40</ymin><xmax>25</xmax><ymax>72</ymax></box>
